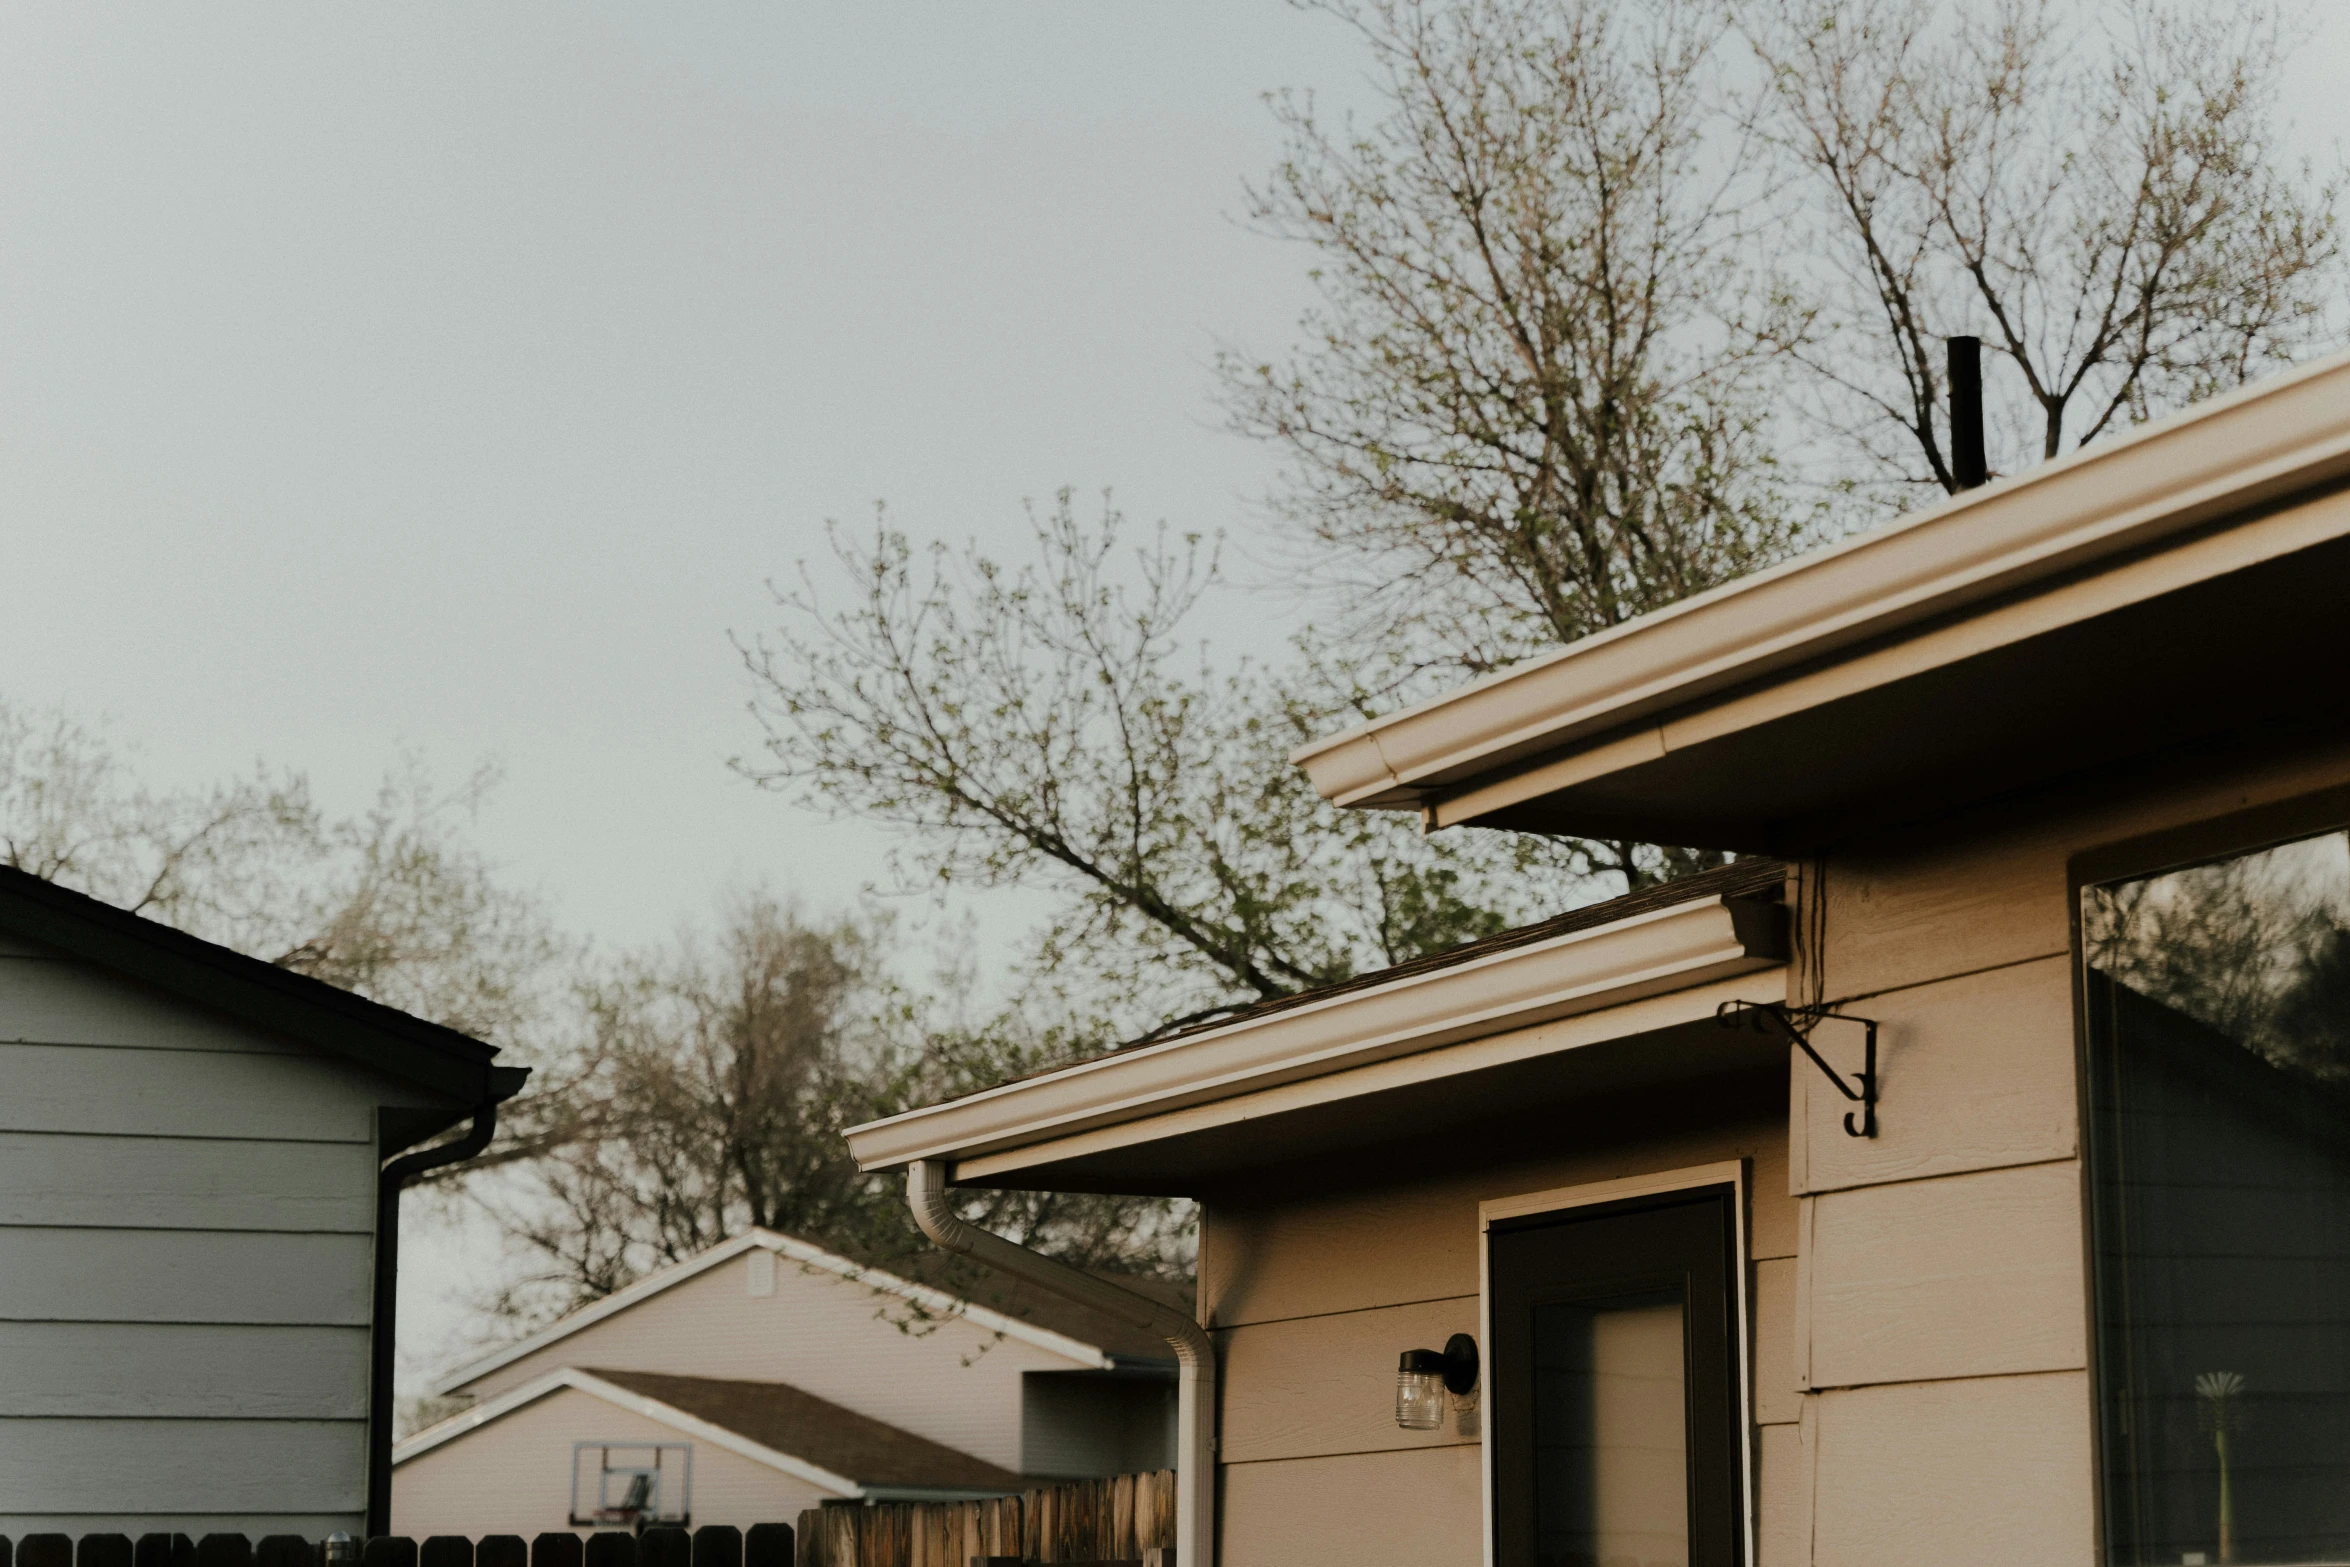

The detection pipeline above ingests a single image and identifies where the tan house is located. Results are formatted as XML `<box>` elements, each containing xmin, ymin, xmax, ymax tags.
<box><xmin>844</xmin><ymin>348</ymin><xmax>2350</xmax><ymax>1567</ymax></box>
<box><xmin>395</xmin><ymin>1229</ymin><xmax>1183</xmax><ymax>1535</ymax></box>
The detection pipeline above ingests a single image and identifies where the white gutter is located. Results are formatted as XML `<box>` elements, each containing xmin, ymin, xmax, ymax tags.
<box><xmin>908</xmin><ymin>1160</ymin><xmax>1215</xmax><ymax>1567</ymax></box>
<box><xmin>848</xmin><ymin>891</ymin><xmax>1781</xmax><ymax>1173</ymax></box>
<box><xmin>1293</xmin><ymin>343</ymin><xmax>2350</xmax><ymax>812</ymax></box>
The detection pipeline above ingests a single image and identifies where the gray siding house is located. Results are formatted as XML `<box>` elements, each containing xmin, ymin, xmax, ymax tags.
<box><xmin>0</xmin><ymin>865</ymin><xmax>526</xmax><ymax>1540</ymax></box>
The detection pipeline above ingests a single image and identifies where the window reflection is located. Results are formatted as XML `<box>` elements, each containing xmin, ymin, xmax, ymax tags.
<box><xmin>2083</xmin><ymin>829</ymin><xmax>2350</xmax><ymax>1565</ymax></box>
<box><xmin>1532</xmin><ymin>1287</ymin><xmax>1690</xmax><ymax>1567</ymax></box>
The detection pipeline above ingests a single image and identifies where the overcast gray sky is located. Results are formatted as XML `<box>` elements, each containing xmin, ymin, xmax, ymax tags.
<box><xmin>0</xmin><ymin>2</ymin><xmax>1363</xmax><ymax>962</ymax></box>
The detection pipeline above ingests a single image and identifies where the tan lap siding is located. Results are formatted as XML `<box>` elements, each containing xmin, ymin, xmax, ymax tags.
<box><xmin>1757</xmin><ymin>1420</ymin><xmax>1810</xmax><ymax>1567</ymax></box>
<box><xmin>1790</xmin><ymin>959</ymin><xmax>2078</xmax><ymax>1196</ymax></box>
<box><xmin>1217</xmin><ymin>1297</ymin><xmax>1480</xmax><ymax>1466</ymax></box>
<box><xmin>1801</xmin><ymin>1161</ymin><xmax>2085</xmax><ymax>1390</ymax></box>
<box><xmin>1218</xmin><ymin>1448</ymin><xmax>1483</xmax><ymax>1567</ymax></box>
<box><xmin>1809</xmin><ymin>1373</ymin><xmax>2093</xmax><ymax>1567</ymax></box>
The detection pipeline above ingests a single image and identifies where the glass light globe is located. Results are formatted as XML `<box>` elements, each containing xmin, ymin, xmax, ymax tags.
<box><xmin>1396</xmin><ymin>1351</ymin><xmax>1448</xmax><ymax>1430</ymax></box>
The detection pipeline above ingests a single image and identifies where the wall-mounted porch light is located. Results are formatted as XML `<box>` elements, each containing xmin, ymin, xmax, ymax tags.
<box><xmin>1396</xmin><ymin>1333</ymin><xmax>1479</xmax><ymax>1430</ymax></box>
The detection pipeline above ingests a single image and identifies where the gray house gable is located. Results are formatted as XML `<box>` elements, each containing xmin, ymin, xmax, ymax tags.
<box><xmin>0</xmin><ymin>865</ymin><xmax>527</xmax><ymax>1537</ymax></box>
<box><xmin>0</xmin><ymin>864</ymin><xmax>527</xmax><ymax>1133</ymax></box>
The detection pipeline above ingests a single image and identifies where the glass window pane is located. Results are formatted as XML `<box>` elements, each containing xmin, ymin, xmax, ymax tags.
<box><xmin>2083</xmin><ymin>829</ymin><xmax>2350</xmax><ymax>1565</ymax></box>
<box><xmin>1532</xmin><ymin>1287</ymin><xmax>1689</xmax><ymax>1567</ymax></box>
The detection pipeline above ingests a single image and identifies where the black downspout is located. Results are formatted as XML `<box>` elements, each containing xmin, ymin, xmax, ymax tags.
<box><xmin>368</xmin><ymin>1104</ymin><xmax>500</xmax><ymax>1538</ymax></box>
<box><xmin>1948</xmin><ymin>334</ymin><xmax>1988</xmax><ymax>491</ymax></box>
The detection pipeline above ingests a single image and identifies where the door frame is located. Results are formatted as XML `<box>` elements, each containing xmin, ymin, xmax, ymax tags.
<box><xmin>1478</xmin><ymin>1159</ymin><xmax>1755</xmax><ymax>1567</ymax></box>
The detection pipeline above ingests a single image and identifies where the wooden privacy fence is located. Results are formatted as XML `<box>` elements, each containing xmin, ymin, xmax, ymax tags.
<box><xmin>794</xmin><ymin>1470</ymin><xmax>1175</xmax><ymax>1567</ymax></box>
<box><xmin>0</xmin><ymin>1524</ymin><xmax>795</xmax><ymax>1567</ymax></box>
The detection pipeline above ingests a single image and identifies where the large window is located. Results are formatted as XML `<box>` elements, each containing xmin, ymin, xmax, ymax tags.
<box><xmin>2083</xmin><ymin>828</ymin><xmax>2350</xmax><ymax>1566</ymax></box>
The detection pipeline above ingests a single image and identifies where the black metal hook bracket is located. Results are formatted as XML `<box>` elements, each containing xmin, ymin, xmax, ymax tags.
<box><xmin>1717</xmin><ymin>1000</ymin><xmax>1879</xmax><ymax>1138</ymax></box>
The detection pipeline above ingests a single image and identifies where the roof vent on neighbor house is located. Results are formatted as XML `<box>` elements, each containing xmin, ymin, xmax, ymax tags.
<box><xmin>1948</xmin><ymin>334</ymin><xmax>1988</xmax><ymax>491</ymax></box>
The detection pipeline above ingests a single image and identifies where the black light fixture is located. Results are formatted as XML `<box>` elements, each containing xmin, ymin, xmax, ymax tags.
<box><xmin>1395</xmin><ymin>1333</ymin><xmax>1480</xmax><ymax>1430</ymax></box>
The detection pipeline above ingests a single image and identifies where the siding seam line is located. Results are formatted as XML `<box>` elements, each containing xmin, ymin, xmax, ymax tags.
<box><xmin>1826</xmin><ymin>948</ymin><xmax>2069</xmax><ymax>1007</ymax></box>
<box><xmin>1219</xmin><ymin>1443</ymin><xmax>1478</xmax><ymax>1467</ymax></box>
<box><xmin>1208</xmin><ymin>1293</ymin><xmax>1477</xmax><ymax>1332</ymax></box>
<box><xmin>1806</xmin><ymin>1364</ymin><xmax>2087</xmax><ymax>1394</ymax></box>
<box><xmin>1800</xmin><ymin>1151</ymin><xmax>2078</xmax><ymax>1199</ymax></box>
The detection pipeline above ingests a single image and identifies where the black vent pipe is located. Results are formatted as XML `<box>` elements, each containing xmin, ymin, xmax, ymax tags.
<box><xmin>1948</xmin><ymin>335</ymin><xmax>1988</xmax><ymax>491</ymax></box>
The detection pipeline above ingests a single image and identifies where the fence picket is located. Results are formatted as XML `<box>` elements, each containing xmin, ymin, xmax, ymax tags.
<box><xmin>782</xmin><ymin>1470</ymin><xmax>1170</xmax><ymax>1567</ymax></box>
<box><xmin>740</xmin><ymin>1524</ymin><xmax>790</xmax><ymax>1567</ymax></box>
<box><xmin>76</xmin><ymin>1535</ymin><xmax>132</xmax><ymax>1567</ymax></box>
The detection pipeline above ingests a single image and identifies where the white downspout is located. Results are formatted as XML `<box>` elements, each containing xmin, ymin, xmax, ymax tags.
<box><xmin>908</xmin><ymin>1159</ymin><xmax>1215</xmax><ymax>1567</ymax></box>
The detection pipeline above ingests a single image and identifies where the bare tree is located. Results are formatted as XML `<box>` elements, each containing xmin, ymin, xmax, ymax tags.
<box><xmin>484</xmin><ymin>895</ymin><xmax>908</xmax><ymax>1310</ymax></box>
<box><xmin>483</xmin><ymin>895</ymin><xmax>1192</xmax><ymax>1322</ymax></box>
<box><xmin>1223</xmin><ymin>0</ymin><xmax>1811</xmax><ymax>680</ymax></box>
<box><xmin>2085</xmin><ymin>833</ymin><xmax>2350</xmax><ymax>1085</ymax></box>
<box><xmin>1751</xmin><ymin>0</ymin><xmax>2340</xmax><ymax>497</ymax></box>
<box><xmin>0</xmin><ymin>701</ymin><xmax>559</xmax><ymax>1042</ymax></box>
<box><xmin>740</xmin><ymin>495</ymin><xmax>1617</xmax><ymax>1044</ymax></box>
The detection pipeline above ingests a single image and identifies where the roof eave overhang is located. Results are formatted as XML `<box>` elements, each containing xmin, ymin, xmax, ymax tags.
<box><xmin>1293</xmin><ymin>348</ymin><xmax>2350</xmax><ymax>825</ymax></box>
<box><xmin>844</xmin><ymin>891</ymin><xmax>1788</xmax><ymax>1179</ymax></box>
<box><xmin>0</xmin><ymin>865</ymin><xmax>514</xmax><ymax>1104</ymax></box>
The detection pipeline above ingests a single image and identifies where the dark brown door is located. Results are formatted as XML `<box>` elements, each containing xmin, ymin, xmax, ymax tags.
<box><xmin>1489</xmin><ymin>1184</ymin><xmax>1745</xmax><ymax>1567</ymax></box>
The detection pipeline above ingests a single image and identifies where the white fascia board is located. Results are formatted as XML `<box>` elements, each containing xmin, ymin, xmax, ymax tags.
<box><xmin>845</xmin><ymin>893</ymin><xmax>1781</xmax><ymax>1173</ymax></box>
<box><xmin>1429</xmin><ymin>484</ymin><xmax>2350</xmax><ymax>829</ymax></box>
<box><xmin>434</xmin><ymin>1231</ymin><xmax>1111</xmax><ymax>1398</ymax></box>
<box><xmin>1293</xmin><ymin>345</ymin><xmax>2350</xmax><ymax>810</ymax></box>
<box><xmin>951</xmin><ymin>972</ymin><xmax>1778</xmax><ymax>1183</ymax></box>
<box><xmin>396</xmin><ymin>1368</ymin><xmax>865</xmax><ymax>1499</ymax></box>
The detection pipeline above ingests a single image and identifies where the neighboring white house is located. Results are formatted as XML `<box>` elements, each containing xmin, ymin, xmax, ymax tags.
<box><xmin>0</xmin><ymin>865</ymin><xmax>528</xmax><ymax>1540</ymax></box>
<box><xmin>392</xmin><ymin>1367</ymin><xmax>1026</xmax><ymax>1538</ymax></box>
<box><xmin>396</xmin><ymin>1229</ymin><xmax>1184</xmax><ymax>1535</ymax></box>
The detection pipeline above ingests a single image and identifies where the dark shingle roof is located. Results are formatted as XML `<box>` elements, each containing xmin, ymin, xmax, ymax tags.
<box><xmin>589</xmin><ymin>1369</ymin><xmax>1024</xmax><ymax>1491</ymax></box>
<box><xmin>742</xmin><ymin>1228</ymin><xmax>1188</xmax><ymax>1366</ymax></box>
<box><xmin>884</xmin><ymin>1249</ymin><xmax>1190</xmax><ymax>1365</ymax></box>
